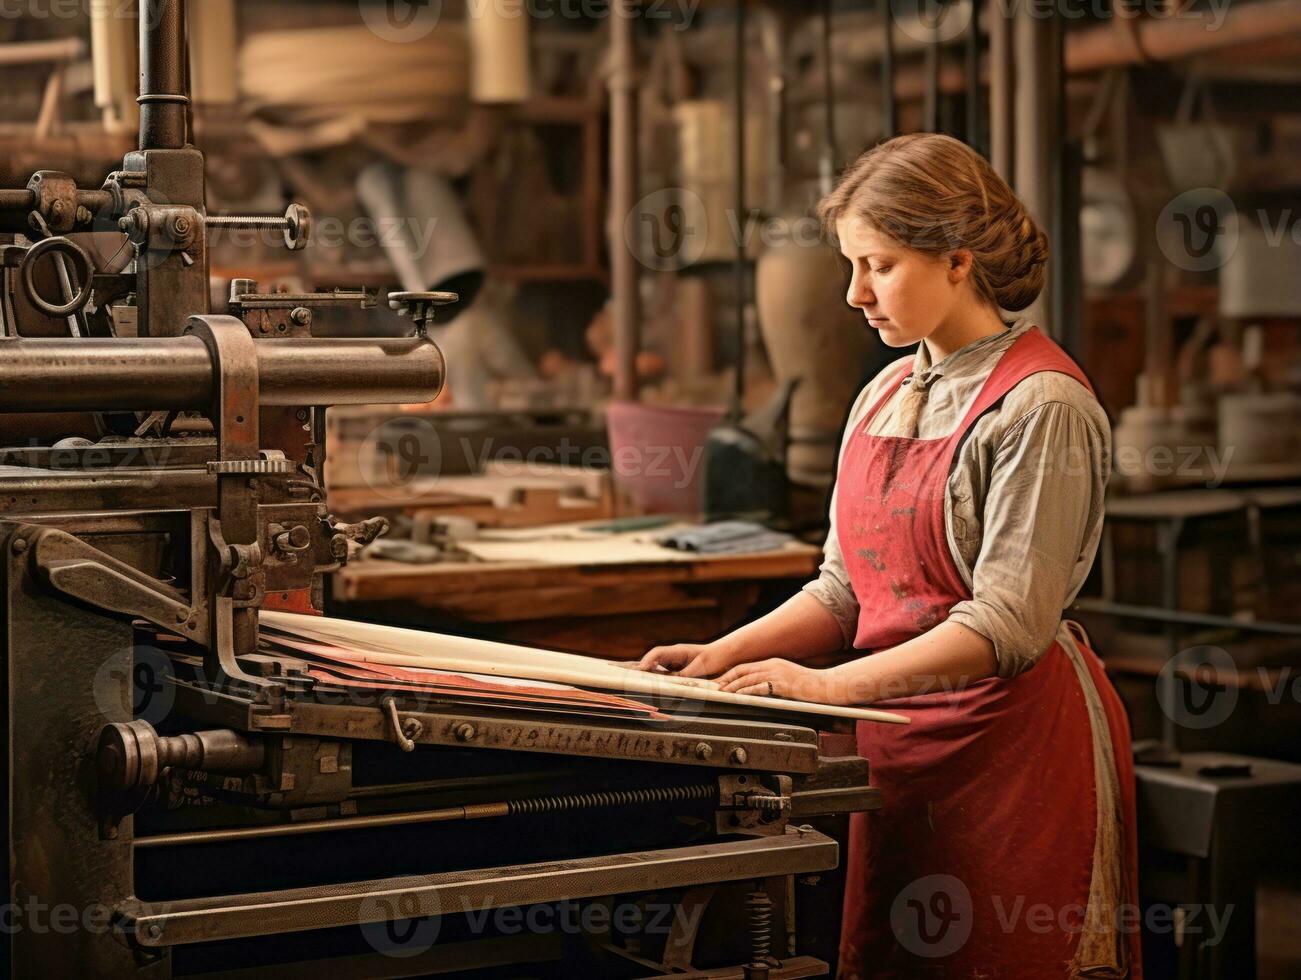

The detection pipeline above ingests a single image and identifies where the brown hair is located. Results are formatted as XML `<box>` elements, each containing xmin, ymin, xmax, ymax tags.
<box><xmin>817</xmin><ymin>133</ymin><xmax>1048</xmax><ymax>312</ymax></box>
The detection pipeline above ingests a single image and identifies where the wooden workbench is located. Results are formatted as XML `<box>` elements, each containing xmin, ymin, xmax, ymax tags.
<box><xmin>330</xmin><ymin>528</ymin><xmax>821</xmax><ymax>659</ymax></box>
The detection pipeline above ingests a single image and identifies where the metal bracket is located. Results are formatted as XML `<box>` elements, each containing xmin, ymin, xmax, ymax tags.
<box><xmin>186</xmin><ymin>315</ymin><xmax>280</xmax><ymax>701</ymax></box>
<box><xmin>27</xmin><ymin>525</ymin><xmax>208</xmax><ymax>645</ymax></box>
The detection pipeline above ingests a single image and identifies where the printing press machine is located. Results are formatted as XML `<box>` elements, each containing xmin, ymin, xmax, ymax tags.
<box><xmin>0</xmin><ymin>3</ymin><xmax>880</xmax><ymax>977</ymax></box>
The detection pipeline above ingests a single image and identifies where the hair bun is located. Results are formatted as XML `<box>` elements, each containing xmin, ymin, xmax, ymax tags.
<box><xmin>988</xmin><ymin>208</ymin><xmax>1048</xmax><ymax>312</ymax></box>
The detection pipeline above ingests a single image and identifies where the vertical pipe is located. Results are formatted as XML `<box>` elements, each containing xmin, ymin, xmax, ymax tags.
<box><xmin>1055</xmin><ymin>137</ymin><xmax>1084</xmax><ymax>356</ymax></box>
<box><xmin>821</xmin><ymin>0</ymin><xmax>838</xmax><ymax>186</ymax></box>
<box><xmin>609</xmin><ymin>0</ymin><xmax>639</xmax><ymax>402</ymax></box>
<box><xmin>732</xmin><ymin>0</ymin><xmax>748</xmax><ymax>415</ymax></box>
<box><xmin>881</xmin><ymin>1</ymin><xmax>896</xmax><ymax>140</ymax></box>
<box><xmin>1013</xmin><ymin>4</ymin><xmax>1059</xmax><ymax>330</ymax></box>
<box><xmin>988</xmin><ymin>1</ymin><xmax>1013</xmax><ymax>182</ymax></box>
<box><xmin>138</xmin><ymin>0</ymin><xmax>189</xmax><ymax>149</ymax></box>
<box><xmin>964</xmin><ymin>0</ymin><xmax>981</xmax><ymax>152</ymax></box>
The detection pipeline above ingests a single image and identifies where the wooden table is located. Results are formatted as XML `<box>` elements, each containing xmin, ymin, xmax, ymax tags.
<box><xmin>330</xmin><ymin>530</ymin><xmax>822</xmax><ymax>659</ymax></box>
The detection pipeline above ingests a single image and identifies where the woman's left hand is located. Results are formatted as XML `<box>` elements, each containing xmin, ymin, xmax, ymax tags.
<box><xmin>716</xmin><ymin>659</ymin><xmax>841</xmax><ymax>705</ymax></box>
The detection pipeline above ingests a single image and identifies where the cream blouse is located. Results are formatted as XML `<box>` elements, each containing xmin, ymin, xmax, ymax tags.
<box><xmin>802</xmin><ymin>317</ymin><xmax>1112</xmax><ymax>677</ymax></box>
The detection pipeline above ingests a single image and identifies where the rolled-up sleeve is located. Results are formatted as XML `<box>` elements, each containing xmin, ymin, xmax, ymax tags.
<box><xmin>946</xmin><ymin>400</ymin><xmax>1108</xmax><ymax>677</ymax></box>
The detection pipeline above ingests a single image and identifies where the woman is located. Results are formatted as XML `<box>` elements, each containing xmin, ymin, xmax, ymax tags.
<box><xmin>637</xmin><ymin>134</ymin><xmax>1140</xmax><ymax>979</ymax></box>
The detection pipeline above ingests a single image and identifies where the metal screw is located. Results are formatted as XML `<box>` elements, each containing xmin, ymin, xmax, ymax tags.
<box><xmin>290</xmin><ymin>307</ymin><xmax>311</xmax><ymax>326</ymax></box>
<box><xmin>146</xmin><ymin>923</ymin><xmax>163</xmax><ymax>940</ymax></box>
<box><xmin>206</xmin><ymin>203</ymin><xmax>311</xmax><ymax>251</ymax></box>
<box><xmin>454</xmin><ymin>723</ymin><xmax>477</xmax><ymax>742</ymax></box>
<box><xmin>11</xmin><ymin>538</ymin><xmax>27</xmax><ymax>553</ymax></box>
<box><xmin>729</xmin><ymin>747</ymin><xmax>748</xmax><ymax>766</ymax></box>
<box><xmin>694</xmin><ymin>742</ymin><xmax>713</xmax><ymax>761</ymax></box>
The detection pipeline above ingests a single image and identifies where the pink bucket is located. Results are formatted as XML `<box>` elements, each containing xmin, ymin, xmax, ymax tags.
<box><xmin>605</xmin><ymin>401</ymin><xmax>726</xmax><ymax>514</ymax></box>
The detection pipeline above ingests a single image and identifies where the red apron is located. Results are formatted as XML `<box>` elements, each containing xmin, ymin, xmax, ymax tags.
<box><xmin>835</xmin><ymin>328</ymin><xmax>1141</xmax><ymax>979</ymax></box>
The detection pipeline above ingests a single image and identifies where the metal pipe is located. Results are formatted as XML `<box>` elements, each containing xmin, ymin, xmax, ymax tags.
<box><xmin>0</xmin><ymin>336</ymin><xmax>444</xmax><ymax>413</ymax></box>
<box><xmin>0</xmin><ymin>190</ymin><xmax>36</xmax><ymax>212</ymax></box>
<box><xmin>135</xmin><ymin>783</ymin><xmax>717</xmax><ymax>848</ymax></box>
<box><xmin>964</xmin><ymin>0</ymin><xmax>981</xmax><ymax>151</ymax></box>
<box><xmin>138</xmin><ymin>0</ymin><xmax>189</xmax><ymax>150</ymax></box>
<box><xmin>881</xmin><ymin>1</ymin><xmax>896</xmax><ymax>139</ymax></box>
<box><xmin>731</xmin><ymin>0</ymin><xmax>747</xmax><ymax>415</ymax></box>
<box><xmin>988</xmin><ymin>5</ymin><xmax>1012</xmax><ymax>181</ymax></box>
<box><xmin>1072</xmin><ymin>598</ymin><xmax>1301</xmax><ymax>639</ymax></box>
<box><xmin>0</xmin><ymin>37</ymin><xmax>85</xmax><ymax>67</ymax></box>
<box><xmin>608</xmin><ymin>0</ymin><xmax>639</xmax><ymax>402</ymax></box>
<box><xmin>1013</xmin><ymin>5</ymin><xmax>1058</xmax><ymax>329</ymax></box>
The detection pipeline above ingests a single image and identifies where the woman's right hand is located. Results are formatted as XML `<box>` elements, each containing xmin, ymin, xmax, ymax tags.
<box><xmin>634</xmin><ymin>641</ymin><xmax>736</xmax><ymax>679</ymax></box>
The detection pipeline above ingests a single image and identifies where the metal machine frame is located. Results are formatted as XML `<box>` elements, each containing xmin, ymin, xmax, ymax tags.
<box><xmin>0</xmin><ymin>3</ymin><xmax>880</xmax><ymax>976</ymax></box>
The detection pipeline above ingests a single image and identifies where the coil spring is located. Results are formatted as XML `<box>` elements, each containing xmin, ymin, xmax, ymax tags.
<box><xmin>505</xmin><ymin>783</ymin><xmax>716</xmax><ymax>816</ymax></box>
<box><xmin>747</xmin><ymin>888</ymin><xmax>773</xmax><ymax>962</ymax></box>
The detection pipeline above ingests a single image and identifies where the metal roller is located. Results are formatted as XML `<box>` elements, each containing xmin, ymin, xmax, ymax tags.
<box><xmin>0</xmin><ymin>335</ymin><xmax>444</xmax><ymax>412</ymax></box>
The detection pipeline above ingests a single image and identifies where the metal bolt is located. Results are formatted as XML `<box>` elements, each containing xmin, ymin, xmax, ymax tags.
<box><xmin>11</xmin><ymin>537</ymin><xmax>27</xmax><ymax>553</ymax></box>
<box><xmin>172</xmin><ymin>215</ymin><xmax>191</xmax><ymax>236</ymax></box>
<box><xmin>75</xmin><ymin>206</ymin><xmax>91</xmax><ymax>224</ymax></box>
<box><xmin>290</xmin><ymin>307</ymin><xmax>311</xmax><ymax>326</ymax></box>
<box><xmin>174</xmin><ymin>608</ymin><xmax>188</xmax><ymax>623</ymax></box>
<box><xmin>694</xmin><ymin>742</ymin><xmax>713</xmax><ymax>761</ymax></box>
<box><xmin>206</xmin><ymin>203</ymin><xmax>311</xmax><ymax>251</ymax></box>
<box><xmin>146</xmin><ymin>923</ymin><xmax>163</xmax><ymax>940</ymax></box>
<box><xmin>729</xmin><ymin>747</ymin><xmax>748</xmax><ymax>766</ymax></box>
<box><xmin>454</xmin><ymin>723</ymin><xmax>477</xmax><ymax>742</ymax></box>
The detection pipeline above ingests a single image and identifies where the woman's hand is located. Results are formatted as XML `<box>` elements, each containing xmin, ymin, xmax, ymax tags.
<box><xmin>716</xmin><ymin>658</ymin><xmax>843</xmax><ymax>705</ymax></box>
<box><xmin>634</xmin><ymin>641</ymin><xmax>736</xmax><ymax>679</ymax></box>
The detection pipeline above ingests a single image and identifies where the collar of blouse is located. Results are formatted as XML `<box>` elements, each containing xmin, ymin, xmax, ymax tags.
<box><xmin>907</xmin><ymin>316</ymin><xmax>1031</xmax><ymax>392</ymax></box>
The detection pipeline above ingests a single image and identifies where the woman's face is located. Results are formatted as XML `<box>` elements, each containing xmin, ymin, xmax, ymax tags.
<box><xmin>835</xmin><ymin>216</ymin><xmax>964</xmax><ymax>348</ymax></box>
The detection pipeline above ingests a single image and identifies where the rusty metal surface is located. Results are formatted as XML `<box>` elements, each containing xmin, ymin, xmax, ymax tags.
<box><xmin>253</xmin><ymin>699</ymin><xmax>822</xmax><ymax>774</ymax></box>
<box><xmin>117</xmin><ymin>828</ymin><xmax>838</xmax><ymax>948</ymax></box>
<box><xmin>30</xmin><ymin>524</ymin><xmax>206</xmax><ymax>644</ymax></box>
<box><xmin>2</xmin><ymin>523</ymin><xmax>162</xmax><ymax>978</ymax></box>
<box><xmin>137</xmin><ymin>0</ymin><xmax>188</xmax><ymax>151</ymax></box>
<box><xmin>0</xmin><ymin>336</ymin><xmax>445</xmax><ymax>412</ymax></box>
